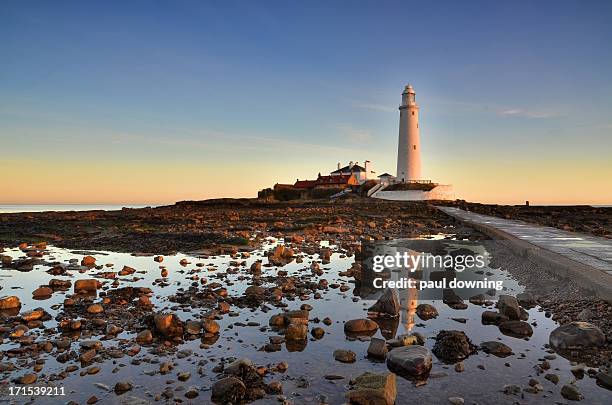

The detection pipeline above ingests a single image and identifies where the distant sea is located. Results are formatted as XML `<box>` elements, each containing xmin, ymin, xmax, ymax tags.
<box><xmin>0</xmin><ymin>204</ymin><xmax>157</xmax><ymax>213</ymax></box>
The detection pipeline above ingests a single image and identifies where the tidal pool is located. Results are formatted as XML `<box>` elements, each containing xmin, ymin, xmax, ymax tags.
<box><xmin>0</xmin><ymin>238</ymin><xmax>610</xmax><ymax>404</ymax></box>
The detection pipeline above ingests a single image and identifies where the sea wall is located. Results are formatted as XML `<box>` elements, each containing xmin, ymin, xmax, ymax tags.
<box><xmin>372</xmin><ymin>184</ymin><xmax>454</xmax><ymax>201</ymax></box>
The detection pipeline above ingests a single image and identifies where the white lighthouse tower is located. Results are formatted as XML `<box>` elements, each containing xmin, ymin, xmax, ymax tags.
<box><xmin>396</xmin><ymin>84</ymin><xmax>421</xmax><ymax>182</ymax></box>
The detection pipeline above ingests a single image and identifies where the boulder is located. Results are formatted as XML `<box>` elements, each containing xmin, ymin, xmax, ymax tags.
<box><xmin>333</xmin><ymin>349</ymin><xmax>356</xmax><ymax>363</ymax></box>
<box><xmin>432</xmin><ymin>330</ymin><xmax>476</xmax><ymax>363</ymax></box>
<box><xmin>48</xmin><ymin>279</ymin><xmax>72</xmax><ymax>289</ymax></box>
<box><xmin>311</xmin><ymin>327</ymin><xmax>325</xmax><ymax>339</ymax></box>
<box><xmin>386</xmin><ymin>345</ymin><xmax>432</xmax><ymax>377</ymax></box>
<box><xmin>75</xmin><ymin>279</ymin><xmax>99</xmax><ymax>293</ymax></box>
<box><xmin>499</xmin><ymin>320</ymin><xmax>533</xmax><ymax>337</ymax></box>
<box><xmin>497</xmin><ymin>295</ymin><xmax>521</xmax><ymax>320</ymax></box>
<box><xmin>32</xmin><ymin>286</ymin><xmax>53</xmax><ymax>298</ymax></box>
<box><xmin>154</xmin><ymin>313</ymin><xmax>184</xmax><ymax>338</ymax></box>
<box><xmin>81</xmin><ymin>256</ymin><xmax>96</xmax><ymax>266</ymax></box>
<box><xmin>368</xmin><ymin>288</ymin><xmax>400</xmax><ymax>317</ymax></box>
<box><xmin>481</xmin><ymin>311</ymin><xmax>508</xmax><ymax>325</ymax></box>
<box><xmin>285</xmin><ymin>324</ymin><xmax>307</xmax><ymax>341</ymax></box>
<box><xmin>87</xmin><ymin>304</ymin><xmax>104</xmax><ymax>314</ymax></box>
<box><xmin>346</xmin><ymin>372</ymin><xmax>396</xmax><ymax>405</ymax></box>
<box><xmin>480</xmin><ymin>341</ymin><xmax>513</xmax><ymax>357</ymax></box>
<box><xmin>516</xmin><ymin>292</ymin><xmax>537</xmax><ymax>308</ymax></box>
<box><xmin>442</xmin><ymin>289</ymin><xmax>467</xmax><ymax>309</ymax></box>
<box><xmin>415</xmin><ymin>304</ymin><xmax>438</xmax><ymax>320</ymax></box>
<box><xmin>367</xmin><ymin>338</ymin><xmax>388</xmax><ymax>360</ymax></box>
<box><xmin>344</xmin><ymin>319</ymin><xmax>379</xmax><ymax>334</ymax></box>
<box><xmin>203</xmin><ymin>319</ymin><xmax>220</xmax><ymax>335</ymax></box>
<box><xmin>211</xmin><ymin>377</ymin><xmax>246</xmax><ymax>404</ymax></box>
<box><xmin>560</xmin><ymin>384</ymin><xmax>583</xmax><ymax>401</ymax></box>
<box><xmin>549</xmin><ymin>322</ymin><xmax>605</xmax><ymax>350</ymax></box>
<box><xmin>0</xmin><ymin>296</ymin><xmax>21</xmax><ymax>310</ymax></box>
<box><xmin>136</xmin><ymin>329</ymin><xmax>153</xmax><ymax>345</ymax></box>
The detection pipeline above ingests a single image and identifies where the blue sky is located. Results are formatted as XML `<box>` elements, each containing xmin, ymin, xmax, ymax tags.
<box><xmin>1</xmin><ymin>0</ymin><xmax>611</xmax><ymax>204</ymax></box>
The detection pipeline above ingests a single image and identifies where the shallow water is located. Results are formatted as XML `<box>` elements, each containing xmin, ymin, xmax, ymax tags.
<box><xmin>0</xmin><ymin>239</ymin><xmax>611</xmax><ymax>404</ymax></box>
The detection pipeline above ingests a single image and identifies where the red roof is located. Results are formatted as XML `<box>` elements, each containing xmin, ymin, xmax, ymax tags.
<box><xmin>294</xmin><ymin>180</ymin><xmax>317</xmax><ymax>189</ymax></box>
<box><xmin>316</xmin><ymin>174</ymin><xmax>353</xmax><ymax>185</ymax></box>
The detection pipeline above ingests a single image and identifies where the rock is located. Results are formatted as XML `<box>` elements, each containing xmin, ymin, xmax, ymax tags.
<box><xmin>32</xmin><ymin>286</ymin><xmax>53</xmax><ymax>298</ymax></box>
<box><xmin>497</xmin><ymin>295</ymin><xmax>521</xmax><ymax>320</ymax></box>
<box><xmin>432</xmin><ymin>330</ymin><xmax>476</xmax><ymax>363</ymax></box>
<box><xmin>596</xmin><ymin>371</ymin><xmax>612</xmax><ymax>390</ymax></box>
<box><xmin>549</xmin><ymin>322</ymin><xmax>605</xmax><ymax>350</ymax></box>
<box><xmin>502</xmin><ymin>384</ymin><xmax>521</xmax><ymax>395</ymax></box>
<box><xmin>545</xmin><ymin>373</ymin><xmax>560</xmax><ymax>384</ymax></box>
<box><xmin>285</xmin><ymin>324</ymin><xmax>307</xmax><ymax>341</ymax></box>
<box><xmin>560</xmin><ymin>384</ymin><xmax>583</xmax><ymax>401</ymax></box>
<box><xmin>75</xmin><ymin>279</ymin><xmax>99</xmax><ymax>293</ymax></box>
<box><xmin>448</xmin><ymin>397</ymin><xmax>464</xmax><ymax>405</ymax></box>
<box><xmin>454</xmin><ymin>362</ymin><xmax>464</xmax><ymax>372</ymax></box>
<box><xmin>19</xmin><ymin>373</ymin><xmax>37</xmax><ymax>384</ymax></box>
<box><xmin>517</xmin><ymin>292</ymin><xmax>537</xmax><ymax>308</ymax></box>
<box><xmin>49</xmin><ymin>279</ymin><xmax>71</xmax><ymax>289</ymax></box>
<box><xmin>224</xmin><ymin>358</ymin><xmax>253</xmax><ymax>375</ymax></box>
<box><xmin>106</xmin><ymin>324</ymin><xmax>121</xmax><ymax>335</ymax></box>
<box><xmin>136</xmin><ymin>329</ymin><xmax>153</xmax><ymax>345</ymax></box>
<box><xmin>415</xmin><ymin>304</ymin><xmax>438</xmax><ymax>320</ymax></box>
<box><xmin>211</xmin><ymin>377</ymin><xmax>246</xmax><ymax>404</ymax></box>
<box><xmin>368</xmin><ymin>288</ymin><xmax>400</xmax><ymax>317</ymax></box>
<box><xmin>577</xmin><ymin>308</ymin><xmax>594</xmax><ymax>321</ymax></box>
<box><xmin>244</xmin><ymin>285</ymin><xmax>266</xmax><ymax>298</ymax></box>
<box><xmin>185</xmin><ymin>387</ymin><xmax>199</xmax><ymax>399</ymax></box>
<box><xmin>386</xmin><ymin>345</ymin><xmax>432</xmax><ymax>377</ymax></box>
<box><xmin>249</xmin><ymin>261</ymin><xmax>262</xmax><ymax>274</ymax></box>
<box><xmin>468</xmin><ymin>294</ymin><xmax>486</xmax><ymax>305</ymax></box>
<box><xmin>333</xmin><ymin>349</ymin><xmax>356</xmax><ymax>363</ymax></box>
<box><xmin>0</xmin><ymin>296</ymin><xmax>21</xmax><ymax>309</ymax></box>
<box><xmin>387</xmin><ymin>334</ymin><xmax>419</xmax><ymax>347</ymax></box>
<box><xmin>178</xmin><ymin>372</ymin><xmax>190</xmax><ymax>381</ymax></box>
<box><xmin>87</xmin><ymin>304</ymin><xmax>104</xmax><ymax>314</ymax></box>
<box><xmin>114</xmin><ymin>381</ymin><xmax>133</xmax><ymax>394</ymax></box>
<box><xmin>344</xmin><ymin>319</ymin><xmax>379</xmax><ymax>334</ymax></box>
<box><xmin>499</xmin><ymin>320</ymin><xmax>533</xmax><ymax>337</ymax></box>
<box><xmin>346</xmin><ymin>372</ymin><xmax>396</xmax><ymax>405</ymax></box>
<box><xmin>480</xmin><ymin>341</ymin><xmax>512</xmax><ymax>357</ymax></box>
<box><xmin>185</xmin><ymin>320</ymin><xmax>202</xmax><ymax>335</ymax></box>
<box><xmin>367</xmin><ymin>338</ymin><xmax>388</xmax><ymax>360</ymax></box>
<box><xmin>442</xmin><ymin>289</ymin><xmax>467</xmax><ymax>309</ymax></box>
<box><xmin>267</xmin><ymin>380</ymin><xmax>283</xmax><ymax>394</ymax></box>
<box><xmin>481</xmin><ymin>311</ymin><xmax>508</xmax><ymax>325</ymax></box>
<box><xmin>203</xmin><ymin>319</ymin><xmax>220</xmax><ymax>334</ymax></box>
<box><xmin>80</xmin><ymin>349</ymin><xmax>97</xmax><ymax>363</ymax></box>
<box><xmin>21</xmin><ymin>308</ymin><xmax>44</xmax><ymax>321</ymax></box>
<box><xmin>154</xmin><ymin>313</ymin><xmax>184</xmax><ymax>337</ymax></box>
<box><xmin>154</xmin><ymin>256</ymin><xmax>164</xmax><ymax>263</ymax></box>
<box><xmin>311</xmin><ymin>327</ymin><xmax>325</xmax><ymax>339</ymax></box>
<box><xmin>81</xmin><ymin>256</ymin><xmax>96</xmax><ymax>266</ymax></box>
<box><xmin>118</xmin><ymin>265</ymin><xmax>136</xmax><ymax>276</ymax></box>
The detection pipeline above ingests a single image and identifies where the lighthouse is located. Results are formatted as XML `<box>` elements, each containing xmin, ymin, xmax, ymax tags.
<box><xmin>396</xmin><ymin>84</ymin><xmax>421</xmax><ymax>182</ymax></box>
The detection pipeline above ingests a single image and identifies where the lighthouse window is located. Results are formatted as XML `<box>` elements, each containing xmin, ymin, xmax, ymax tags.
<box><xmin>413</xmin><ymin>145</ymin><xmax>416</xmax><ymax>150</ymax></box>
<box><xmin>412</xmin><ymin>111</ymin><xmax>414</xmax><ymax>116</ymax></box>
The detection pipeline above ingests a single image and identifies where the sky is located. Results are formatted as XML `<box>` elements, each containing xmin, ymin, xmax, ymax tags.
<box><xmin>1</xmin><ymin>0</ymin><xmax>611</xmax><ymax>205</ymax></box>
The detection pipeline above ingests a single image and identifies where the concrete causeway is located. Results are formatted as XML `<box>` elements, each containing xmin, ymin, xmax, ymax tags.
<box><xmin>437</xmin><ymin>206</ymin><xmax>612</xmax><ymax>301</ymax></box>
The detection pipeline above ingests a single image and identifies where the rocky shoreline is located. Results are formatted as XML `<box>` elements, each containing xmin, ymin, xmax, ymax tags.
<box><xmin>0</xmin><ymin>199</ymin><xmax>455</xmax><ymax>255</ymax></box>
<box><xmin>1</xmin><ymin>199</ymin><xmax>611</xmax><ymax>404</ymax></box>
